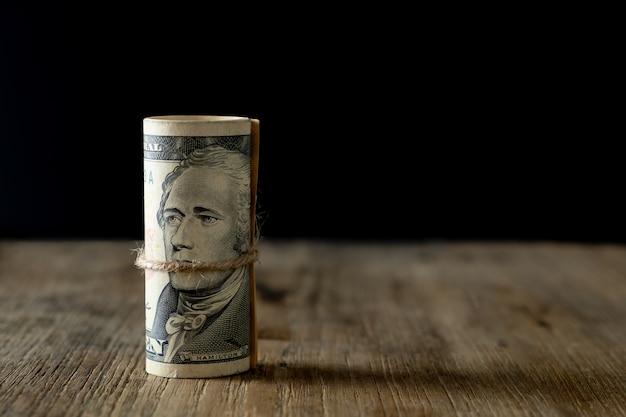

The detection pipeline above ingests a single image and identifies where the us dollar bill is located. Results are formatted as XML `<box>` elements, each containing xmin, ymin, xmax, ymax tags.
<box><xmin>141</xmin><ymin>116</ymin><xmax>259</xmax><ymax>378</ymax></box>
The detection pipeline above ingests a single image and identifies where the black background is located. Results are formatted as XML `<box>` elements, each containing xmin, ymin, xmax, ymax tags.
<box><xmin>1</xmin><ymin>5</ymin><xmax>622</xmax><ymax>243</ymax></box>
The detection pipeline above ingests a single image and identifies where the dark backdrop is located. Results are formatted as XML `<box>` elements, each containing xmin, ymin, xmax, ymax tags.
<box><xmin>1</xmin><ymin>5</ymin><xmax>621</xmax><ymax>243</ymax></box>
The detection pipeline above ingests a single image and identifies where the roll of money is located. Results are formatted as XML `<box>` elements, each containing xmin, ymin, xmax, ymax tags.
<box><xmin>139</xmin><ymin>115</ymin><xmax>259</xmax><ymax>378</ymax></box>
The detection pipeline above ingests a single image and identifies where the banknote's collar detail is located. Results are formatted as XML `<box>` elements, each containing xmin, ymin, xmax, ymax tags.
<box><xmin>165</xmin><ymin>267</ymin><xmax>245</xmax><ymax>335</ymax></box>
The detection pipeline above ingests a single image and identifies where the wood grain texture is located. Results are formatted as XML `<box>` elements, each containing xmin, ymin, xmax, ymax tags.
<box><xmin>1</xmin><ymin>240</ymin><xmax>625</xmax><ymax>416</ymax></box>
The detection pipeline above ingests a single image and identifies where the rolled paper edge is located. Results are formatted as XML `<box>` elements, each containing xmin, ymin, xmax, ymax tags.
<box><xmin>249</xmin><ymin>118</ymin><xmax>260</xmax><ymax>370</ymax></box>
<box><xmin>143</xmin><ymin>115</ymin><xmax>251</xmax><ymax>137</ymax></box>
<box><xmin>146</xmin><ymin>357</ymin><xmax>250</xmax><ymax>379</ymax></box>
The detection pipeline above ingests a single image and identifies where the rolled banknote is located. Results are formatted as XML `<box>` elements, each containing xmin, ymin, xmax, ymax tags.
<box><xmin>138</xmin><ymin>115</ymin><xmax>259</xmax><ymax>378</ymax></box>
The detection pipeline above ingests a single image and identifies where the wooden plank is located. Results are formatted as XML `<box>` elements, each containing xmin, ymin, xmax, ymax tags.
<box><xmin>0</xmin><ymin>240</ymin><xmax>625</xmax><ymax>416</ymax></box>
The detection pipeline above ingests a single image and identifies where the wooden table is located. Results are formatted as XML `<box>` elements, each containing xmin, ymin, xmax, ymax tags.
<box><xmin>1</xmin><ymin>240</ymin><xmax>625</xmax><ymax>416</ymax></box>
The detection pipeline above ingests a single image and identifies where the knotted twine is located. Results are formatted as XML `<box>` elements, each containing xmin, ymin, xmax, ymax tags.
<box><xmin>133</xmin><ymin>244</ymin><xmax>259</xmax><ymax>273</ymax></box>
<box><xmin>134</xmin><ymin>213</ymin><xmax>263</xmax><ymax>273</ymax></box>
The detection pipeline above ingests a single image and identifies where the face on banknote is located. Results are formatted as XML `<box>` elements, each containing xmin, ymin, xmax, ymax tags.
<box><xmin>158</xmin><ymin>144</ymin><xmax>250</xmax><ymax>292</ymax></box>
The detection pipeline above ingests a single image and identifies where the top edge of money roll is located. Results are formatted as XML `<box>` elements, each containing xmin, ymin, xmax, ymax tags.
<box><xmin>144</xmin><ymin>115</ymin><xmax>251</xmax><ymax>137</ymax></box>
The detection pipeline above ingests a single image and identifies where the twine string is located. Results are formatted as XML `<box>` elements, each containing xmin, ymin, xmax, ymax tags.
<box><xmin>133</xmin><ymin>245</ymin><xmax>259</xmax><ymax>273</ymax></box>
<box><xmin>135</xmin><ymin>215</ymin><xmax>263</xmax><ymax>273</ymax></box>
